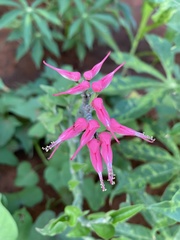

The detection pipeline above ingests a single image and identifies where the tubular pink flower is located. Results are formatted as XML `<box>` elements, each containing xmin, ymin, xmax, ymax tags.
<box><xmin>91</xmin><ymin>98</ymin><xmax>119</xmax><ymax>143</ymax></box>
<box><xmin>92</xmin><ymin>63</ymin><xmax>125</xmax><ymax>92</ymax></box>
<box><xmin>83</xmin><ymin>52</ymin><xmax>111</xmax><ymax>80</ymax></box>
<box><xmin>53</xmin><ymin>81</ymin><xmax>90</xmax><ymax>96</ymax></box>
<box><xmin>43</xmin><ymin>61</ymin><xmax>81</xmax><ymax>82</ymax></box>
<box><xmin>87</xmin><ymin>139</ymin><xmax>106</xmax><ymax>191</ymax></box>
<box><xmin>99</xmin><ymin>132</ymin><xmax>115</xmax><ymax>185</ymax></box>
<box><xmin>42</xmin><ymin>118</ymin><xmax>88</xmax><ymax>159</ymax></box>
<box><xmin>110</xmin><ymin>118</ymin><xmax>155</xmax><ymax>143</ymax></box>
<box><xmin>70</xmin><ymin>120</ymin><xmax>100</xmax><ymax>160</ymax></box>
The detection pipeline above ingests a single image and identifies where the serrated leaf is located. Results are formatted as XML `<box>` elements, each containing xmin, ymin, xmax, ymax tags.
<box><xmin>28</xmin><ymin>122</ymin><xmax>46</xmax><ymax>138</ymax></box>
<box><xmin>0</xmin><ymin>9</ymin><xmax>22</xmax><ymax>29</ymax></box>
<box><xmin>0</xmin><ymin>195</ymin><xmax>18</xmax><ymax>240</ymax></box>
<box><xmin>67</xmin><ymin>222</ymin><xmax>90</xmax><ymax>237</ymax></box>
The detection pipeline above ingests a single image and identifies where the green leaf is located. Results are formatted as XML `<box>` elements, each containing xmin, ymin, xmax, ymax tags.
<box><xmin>0</xmin><ymin>1</ymin><xmax>21</xmax><ymax>7</ymax></box>
<box><xmin>0</xmin><ymin>9</ymin><xmax>22</xmax><ymax>29</ymax></box>
<box><xmin>82</xmin><ymin>178</ymin><xmax>109</xmax><ymax>211</ymax></box>
<box><xmin>83</xmin><ymin>21</ymin><xmax>94</xmax><ymax>49</ymax></box>
<box><xmin>111</xmin><ymin>51</ymin><xmax>166</xmax><ymax>81</ymax></box>
<box><xmin>28</xmin><ymin>122</ymin><xmax>46</xmax><ymax>139</ymax></box>
<box><xmin>57</xmin><ymin>0</ymin><xmax>71</xmax><ymax>15</ymax></box>
<box><xmin>162</xmin><ymin>177</ymin><xmax>180</xmax><ymax>201</ymax></box>
<box><xmin>5</xmin><ymin>186</ymin><xmax>43</xmax><ymax>212</ymax></box>
<box><xmin>29</xmin><ymin>210</ymin><xmax>55</xmax><ymax>239</ymax></box>
<box><xmin>65</xmin><ymin>206</ymin><xmax>83</xmax><ymax>226</ymax></box>
<box><xmin>74</xmin><ymin>0</ymin><xmax>85</xmax><ymax>13</ymax></box>
<box><xmin>109</xmin><ymin>204</ymin><xmax>144</xmax><ymax>224</ymax></box>
<box><xmin>114</xmin><ymin>90</ymin><xmax>164</xmax><ymax>123</ymax></box>
<box><xmin>33</xmin><ymin>13</ymin><xmax>52</xmax><ymax>39</ymax></box>
<box><xmin>0</xmin><ymin>116</ymin><xmax>21</xmax><ymax>146</ymax></box>
<box><xmin>10</xmin><ymin>98</ymin><xmax>41</xmax><ymax>122</ymax></box>
<box><xmin>23</xmin><ymin>13</ymin><xmax>32</xmax><ymax>48</ymax></box>
<box><xmin>115</xmin><ymin>223</ymin><xmax>153</xmax><ymax>240</ymax></box>
<box><xmin>31</xmin><ymin>39</ymin><xmax>44</xmax><ymax>67</ymax></box>
<box><xmin>0</xmin><ymin>194</ymin><xmax>18</xmax><ymax>240</ymax></box>
<box><xmin>68</xmin><ymin>18</ymin><xmax>82</xmax><ymax>38</ymax></box>
<box><xmin>91</xmin><ymin>223</ymin><xmax>115</xmax><ymax>240</ymax></box>
<box><xmin>16</xmin><ymin>43</ymin><xmax>29</xmax><ymax>61</ymax></box>
<box><xmin>148</xmin><ymin>190</ymin><xmax>180</xmax><ymax>222</ymax></box>
<box><xmin>13</xmin><ymin>208</ymin><xmax>33</xmax><ymax>240</ymax></box>
<box><xmin>92</xmin><ymin>13</ymin><xmax>119</xmax><ymax>28</ymax></box>
<box><xmin>36</xmin><ymin>9</ymin><xmax>61</xmax><ymax>25</ymax></box>
<box><xmin>119</xmin><ymin>140</ymin><xmax>174</xmax><ymax>162</ymax></box>
<box><xmin>0</xmin><ymin>148</ymin><xmax>18</xmax><ymax>166</ymax></box>
<box><xmin>42</xmin><ymin>38</ymin><xmax>60</xmax><ymax>57</ymax></box>
<box><xmin>145</xmin><ymin>34</ymin><xmax>174</xmax><ymax>75</ymax></box>
<box><xmin>67</xmin><ymin>222</ymin><xmax>90</xmax><ymax>237</ymax></box>
<box><xmin>36</xmin><ymin>216</ymin><xmax>67</xmax><ymax>236</ymax></box>
<box><xmin>15</xmin><ymin>161</ymin><xmax>39</xmax><ymax>187</ymax></box>
<box><xmin>102</xmin><ymin>75</ymin><xmax>163</xmax><ymax>96</ymax></box>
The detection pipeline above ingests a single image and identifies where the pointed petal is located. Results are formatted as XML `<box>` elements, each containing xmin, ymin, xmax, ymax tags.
<box><xmin>87</xmin><ymin>138</ymin><xmax>107</xmax><ymax>191</ymax></box>
<box><xmin>99</xmin><ymin>132</ymin><xmax>115</xmax><ymax>185</ymax></box>
<box><xmin>83</xmin><ymin>52</ymin><xmax>111</xmax><ymax>80</ymax></box>
<box><xmin>91</xmin><ymin>98</ymin><xmax>119</xmax><ymax>143</ymax></box>
<box><xmin>110</xmin><ymin>118</ymin><xmax>155</xmax><ymax>143</ymax></box>
<box><xmin>92</xmin><ymin>63</ymin><xmax>125</xmax><ymax>92</ymax></box>
<box><xmin>42</xmin><ymin>118</ymin><xmax>88</xmax><ymax>159</ymax></box>
<box><xmin>53</xmin><ymin>81</ymin><xmax>90</xmax><ymax>96</ymax></box>
<box><xmin>43</xmin><ymin>61</ymin><xmax>81</xmax><ymax>81</ymax></box>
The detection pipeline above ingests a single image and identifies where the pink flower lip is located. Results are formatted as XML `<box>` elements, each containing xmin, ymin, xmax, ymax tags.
<box><xmin>53</xmin><ymin>80</ymin><xmax>90</xmax><ymax>96</ymax></box>
<box><xmin>43</xmin><ymin>60</ymin><xmax>81</xmax><ymax>81</ymax></box>
<box><xmin>83</xmin><ymin>52</ymin><xmax>111</xmax><ymax>81</ymax></box>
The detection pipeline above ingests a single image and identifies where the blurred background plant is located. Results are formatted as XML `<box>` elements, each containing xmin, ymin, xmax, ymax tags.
<box><xmin>0</xmin><ymin>0</ymin><xmax>180</xmax><ymax>239</ymax></box>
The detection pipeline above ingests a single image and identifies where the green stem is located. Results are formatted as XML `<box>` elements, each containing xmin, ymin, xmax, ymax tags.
<box><xmin>34</xmin><ymin>140</ymin><xmax>49</xmax><ymax>166</ymax></box>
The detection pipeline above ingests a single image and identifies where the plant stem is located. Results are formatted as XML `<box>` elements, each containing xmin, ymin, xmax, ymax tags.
<box><xmin>34</xmin><ymin>140</ymin><xmax>49</xmax><ymax>166</ymax></box>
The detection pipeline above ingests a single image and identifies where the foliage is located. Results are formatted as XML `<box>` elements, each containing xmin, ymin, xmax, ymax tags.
<box><xmin>0</xmin><ymin>0</ymin><xmax>134</xmax><ymax>66</ymax></box>
<box><xmin>0</xmin><ymin>0</ymin><xmax>180</xmax><ymax>239</ymax></box>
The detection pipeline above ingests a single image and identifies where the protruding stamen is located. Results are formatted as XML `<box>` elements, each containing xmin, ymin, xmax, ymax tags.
<box><xmin>98</xmin><ymin>172</ymin><xmax>107</xmax><ymax>192</ymax></box>
<box><xmin>42</xmin><ymin>142</ymin><xmax>55</xmax><ymax>152</ymax></box>
<box><xmin>135</xmin><ymin>132</ymin><xmax>155</xmax><ymax>143</ymax></box>
<box><xmin>107</xmin><ymin>164</ymin><xmax>115</xmax><ymax>185</ymax></box>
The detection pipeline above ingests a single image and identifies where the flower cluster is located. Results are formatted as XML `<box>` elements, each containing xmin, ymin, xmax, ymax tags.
<box><xmin>43</xmin><ymin>52</ymin><xmax>155</xmax><ymax>191</ymax></box>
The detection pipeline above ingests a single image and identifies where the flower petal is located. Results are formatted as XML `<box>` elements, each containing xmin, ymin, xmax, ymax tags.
<box><xmin>99</xmin><ymin>132</ymin><xmax>115</xmax><ymax>185</ymax></box>
<box><xmin>43</xmin><ymin>61</ymin><xmax>81</xmax><ymax>81</ymax></box>
<box><xmin>110</xmin><ymin>118</ymin><xmax>155</xmax><ymax>143</ymax></box>
<box><xmin>83</xmin><ymin>52</ymin><xmax>111</xmax><ymax>80</ymax></box>
<box><xmin>53</xmin><ymin>81</ymin><xmax>90</xmax><ymax>96</ymax></box>
<box><xmin>92</xmin><ymin>63</ymin><xmax>125</xmax><ymax>92</ymax></box>
<box><xmin>42</xmin><ymin>118</ymin><xmax>88</xmax><ymax>159</ymax></box>
<box><xmin>91</xmin><ymin>98</ymin><xmax>119</xmax><ymax>143</ymax></box>
<box><xmin>87</xmin><ymin>138</ymin><xmax>106</xmax><ymax>191</ymax></box>
<box><xmin>70</xmin><ymin>119</ymin><xmax>100</xmax><ymax>160</ymax></box>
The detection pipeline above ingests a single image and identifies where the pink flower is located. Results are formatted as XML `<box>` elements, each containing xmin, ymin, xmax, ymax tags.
<box><xmin>99</xmin><ymin>132</ymin><xmax>115</xmax><ymax>185</ymax></box>
<box><xmin>42</xmin><ymin>118</ymin><xmax>88</xmax><ymax>159</ymax></box>
<box><xmin>91</xmin><ymin>97</ymin><xmax>119</xmax><ymax>143</ymax></box>
<box><xmin>87</xmin><ymin>138</ymin><xmax>106</xmax><ymax>191</ymax></box>
<box><xmin>110</xmin><ymin>118</ymin><xmax>155</xmax><ymax>143</ymax></box>
<box><xmin>43</xmin><ymin>61</ymin><xmax>81</xmax><ymax>82</ymax></box>
<box><xmin>53</xmin><ymin>81</ymin><xmax>90</xmax><ymax>96</ymax></box>
<box><xmin>92</xmin><ymin>63</ymin><xmax>125</xmax><ymax>92</ymax></box>
<box><xmin>83</xmin><ymin>52</ymin><xmax>111</xmax><ymax>80</ymax></box>
<box><xmin>70</xmin><ymin>120</ymin><xmax>100</xmax><ymax>160</ymax></box>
